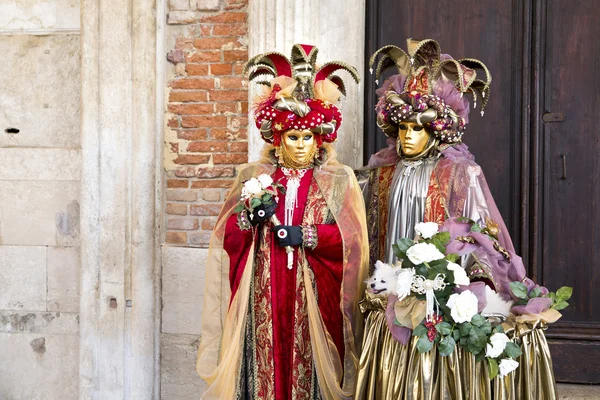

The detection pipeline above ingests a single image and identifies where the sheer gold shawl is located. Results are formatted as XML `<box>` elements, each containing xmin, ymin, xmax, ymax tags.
<box><xmin>196</xmin><ymin>144</ymin><xmax>369</xmax><ymax>399</ymax></box>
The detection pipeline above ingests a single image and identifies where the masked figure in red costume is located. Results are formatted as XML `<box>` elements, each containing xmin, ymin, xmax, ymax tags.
<box><xmin>196</xmin><ymin>44</ymin><xmax>369</xmax><ymax>400</ymax></box>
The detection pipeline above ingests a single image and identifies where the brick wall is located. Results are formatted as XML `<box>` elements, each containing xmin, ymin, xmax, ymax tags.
<box><xmin>164</xmin><ymin>0</ymin><xmax>249</xmax><ymax>247</ymax></box>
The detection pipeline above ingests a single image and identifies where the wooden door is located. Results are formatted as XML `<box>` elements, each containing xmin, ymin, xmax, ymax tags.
<box><xmin>535</xmin><ymin>0</ymin><xmax>600</xmax><ymax>383</ymax></box>
<box><xmin>364</xmin><ymin>0</ymin><xmax>600</xmax><ymax>382</ymax></box>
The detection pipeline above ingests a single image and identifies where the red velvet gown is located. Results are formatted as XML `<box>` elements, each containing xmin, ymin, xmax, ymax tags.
<box><xmin>224</xmin><ymin>167</ymin><xmax>345</xmax><ymax>399</ymax></box>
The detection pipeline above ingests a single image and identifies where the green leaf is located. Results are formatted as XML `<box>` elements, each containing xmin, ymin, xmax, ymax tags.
<box><xmin>446</xmin><ymin>253</ymin><xmax>460</xmax><ymax>263</ymax></box>
<box><xmin>488</xmin><ymin>358</ymin><xmax>499</xmax><ymax>380</ymax></box>
<box><xmin>456</xmin><ymin>216</ymin><xmax>474</xmax><ymax>224</ymax></box>
<box><xmin>261</xmin><ymin>193</ymin><xmax>271</xmax><ymax>202</ymax></box>
<box><xmin>416</xmin><ymin>336</ymin><xmax>434</xmax><ymax>353</ymax></box>
<box><xmin>393</xmin><ymin>318</ymin><xmax>403</xmax><ymax>326</ymax></box>
<box><xmin>494</xmin><ymin>325</ymin><xmax>505</xmax><ymax>334</ymax></box>
<box><xmin>503</xmin><ymin>342</ymin><xmax>522</xmax><ymax>359</ymax></box>
<box><xmin>548</xmin><ymin>292</ymin><xmax>557</xmax><ymax>302</ymax></box>
<box><xmin>529</xmin><ymin>287</ymin><xmax>542</xmax><ymax>298</ymax></box>
<box><xmin>434</xmin><ymin>231</ymin><xmax>451</xmax><ymax>245</ymax></box>
<box><xmin>552</xmin><ymin>300</ymin><xmax>569</xmax><ymax>311</ymax></box>
<box><xmin>438</xmin><ymin>336</ymin><xmax>456</xmax><ymax>357</ymax></box>
<box><xmin>470</xmin><ymin>223</ymin><xmax>482</xmax><ymax>233</ymax></box>
<box><xmin>233</xmin><ymin>204</ymin><xmax>244</xmax><ymax>213</ymax></box>
<box><xmin>452</xmin><ymin>329</ymin><xmax>461</xmax><ymax>341</ymax></box>
<box><xmin>459</xmin><ymin>323</ymin><xmax>472</xmax><ymax>337</ymax></box>
<box><xmin>250</xmin><ymin>198</ymin><xmax>262</xmax><ymax>209</ymax></box>
<box><xmin>556</xmin><ymin>286</ymin><xmax>573</xmax><ymax>302</ymax></box>
<box><xmin>475</xmin><ymin>351</ymin><xmax>486</xmax><ymax>363</ymax></box>
<box><xmin>436</xmin><ymin>322</ymin><xmax>453</xmax><ymax>336</ymax></box>
<box><xmin>480</xmin><ymin>321</ymin><xmax>492</xmax><ymax>335</ymax></box>
<box><xmin>412</xmin><ymin>324</ymin><xmax>428</xmax><ymax>337</ymax></box>
<box><xmin>509</xmin><ymin>282</ymin><xmax>529</xmax><ymax>300</ymax></box>
<box><xmin>471</xmin><ymin>314</ymin><xmax>486</xmax><ymax>327</ymax></box>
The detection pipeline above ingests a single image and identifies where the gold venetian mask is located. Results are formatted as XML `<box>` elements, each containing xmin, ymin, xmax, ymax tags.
<box><xmin>278</xmin><ymin>129</ymin><xmax>318</xmax><ymax>169</ymax></box>
<box><xmin>397</xmin><ymin>122</ymin><xmax>433</xmax><ymax>158</ymax></box>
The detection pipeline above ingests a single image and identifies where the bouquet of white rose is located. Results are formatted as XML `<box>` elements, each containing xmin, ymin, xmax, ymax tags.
<box><xmin>233</xmin><ymin>174</ymin><xmax>296</xmax><ymax>269</ymax></box>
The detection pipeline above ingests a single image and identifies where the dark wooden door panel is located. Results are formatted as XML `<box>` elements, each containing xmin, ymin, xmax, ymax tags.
<box><xmin>365</xmin><ymin>0</ymin><xmax>527</xmax><ymax>248</ymax></box>
<box><xmin>540</xmin><ymin>0</ymin><xmax>600</xmax><ymax>381</ymax></box>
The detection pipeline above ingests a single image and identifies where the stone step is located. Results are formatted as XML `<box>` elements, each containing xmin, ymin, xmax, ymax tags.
<box><xmin>559</xmin><ymin>384</ymin><xmax>600</xmax><ymax>399</ymax></box>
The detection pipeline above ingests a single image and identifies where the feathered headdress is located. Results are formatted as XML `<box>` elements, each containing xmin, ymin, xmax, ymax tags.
<box><xmin>244</xmin><ymin>44</ymin><xmax>360</xmax><ymax>145</ymax></box>
<box><xmin>370</xmin><ymin>38</ymin><xmax>491</xmax><ymax>143</ymax></box>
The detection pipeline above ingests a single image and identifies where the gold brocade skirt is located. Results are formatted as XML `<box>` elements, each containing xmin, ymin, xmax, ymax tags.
<box><xmin>355</xmin><ymin>293</ymin><xmax>558</xmax><ymax>400</ymax></box>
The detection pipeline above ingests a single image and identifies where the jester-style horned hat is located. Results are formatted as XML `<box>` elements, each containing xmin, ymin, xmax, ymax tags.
<box><xmin>244</xmin><ymin>44</ymin><xmax>360</xmax><ymax>145</ymax></box>
<box><xmin>370</xmin><ymin>38</ymin><xmax>492</xmax><ymax>143</ymax></box>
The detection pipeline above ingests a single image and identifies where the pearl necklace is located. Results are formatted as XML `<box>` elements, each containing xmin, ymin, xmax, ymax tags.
<box><xmin>281</xmin><ymin>167</ymin><xmax>308</xmax><ymax>225</ymax></box>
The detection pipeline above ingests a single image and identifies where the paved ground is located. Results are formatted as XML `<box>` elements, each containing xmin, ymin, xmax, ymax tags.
<box><xmin>559</xmin><ymin>384</ymin><xmax>600</xmax><ymax>399</ymax></box>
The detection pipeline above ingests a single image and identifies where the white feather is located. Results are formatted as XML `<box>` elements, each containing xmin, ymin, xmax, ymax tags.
<box><xmin>482</xmin><ymin>286</ymin><xmax>513</xmax><ymax>317</ymax></box>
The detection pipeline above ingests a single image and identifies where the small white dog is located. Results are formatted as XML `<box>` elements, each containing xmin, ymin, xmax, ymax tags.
<box><xmin>366</xmin><ymin>260</ymin><xmax>402</xmax><ymax>295</ymax></box>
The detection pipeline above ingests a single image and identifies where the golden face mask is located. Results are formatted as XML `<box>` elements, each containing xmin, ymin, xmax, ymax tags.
<box><xmin>278</xmin><ymin>129</ymin><xmax>318</xmax><ymax>169</ymax></box>
<box><xmin>397</xmin><ymin>122</ymin><xmax>432</xmax><ymax>157</ymax></box>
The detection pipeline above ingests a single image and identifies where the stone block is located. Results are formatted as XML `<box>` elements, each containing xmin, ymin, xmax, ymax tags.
<box><xmin>168</xmin><ymin>11</ymin><xmax>200</xmax><ymax>25</ymax></box>
<box><xmin>169</xmin><ymin>0</ymin><xmax>191</xmax><ymax>11</ymax></box>
<box><xmin>47</xmin><ymin>247</ymin><xmax>80</xmax><ymax>312</ymax></box>
<box><xmin>161</xmin><ymin>246</ymin><xmax>207</xmax><ymax>335</ymax></box>
<box><xmin>0</xmin><ymin>181</ymin><xmax>79</xmax><ymax>246</ymax></box>
<box><xmin>0</xmin><ymin>0</ymin><xmax>80</xmax><ymax>31</ymax></box>
<box><xmin>0</xmin><ymin>35</ymin><xmax>80</xmax><ymax>148</ymax></box>
<box><xmin>161</xmin><ymin>333</ymin><xmax>207</xmax><ymax>399</ymax></box>
<box><xmin>0</xmin><ymin>333</ymin><xmax>78</xmax><ymax>400</ymax></box>
<box><xmin>0</xmin><ymin>311</ymin><xmax>79</xmax><ymax>335</ymax></box>
<box><xmin>0</xmin><ymin>148</ymin><xmax>81</xmax><ymax>181</ymax></box>
<box><xmin>0</xmin><ymin>246</ymin><xmax>47</xmax><ymax>311</ymax></box>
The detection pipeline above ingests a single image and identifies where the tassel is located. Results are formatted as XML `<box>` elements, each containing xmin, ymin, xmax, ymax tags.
<box><xmin>287</xmin><ymin>249</ymin><xmax>293</xmax><ymax>270</ymax></box>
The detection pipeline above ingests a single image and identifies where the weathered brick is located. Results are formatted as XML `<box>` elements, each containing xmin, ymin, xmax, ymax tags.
<box><xmin>213</xmin><ymin>24</ymin><xmax>247</xmax><ymax>37</ymax></box>
<box><xmin>201</xmin><ymin>12</ymin><xmax>246</xmax><ymax>23</ymax></box>
<box><xmin>223</xmin><ymin>50</ymin><xmax>248</xmax><ymax>62</ymax></box>
<box><xmin>201</xmin><ymin>218</ymin><xmax>217</xmax><ymax>230</ymax></box>
<box><xmin>185</xmin><ymin>64</ymin><xmax>210</xmax><ymax>76</ymax></box>
<box><xmin>229</xmin><ymin>141</ymin><xmax>248</xmax><ymax>152</ymax></box>
<box><xmin>170</xmin><ymin>78</ymin><xmax>214</xmax><ymax>90</ymax></box>
<box><xmin>215</xmin><ymin>102</ymin><xmax>238</xmax><ymax>114</ymax></box>
<box><xmin>187</xmin><ymin>141</ymin><xmax>228</xmax><ymax>152</ymax></box>
<box><xmin>200</xmin><ymin>24</ymin><xmax>212</xmax><ymax>35</ymax></box>
<box><xmin>167</xmin><ymin>117</ymin><xmax>180</xmax><ymax>128</ymax></box>
<box><xmin>193</xmin><ymin>37</ymin><xmax>241</xmax><ymax>50</ymax></box>
<box><xmin>210</xmin><ymin>64</ymin><xmax>233</xmax><ymax>75</ymax></box>
<box><xmin>168</xmin><ymin>103</ymin><xmax>213</xmax><ymax>115</ymax></box>
<box><xmin>190</xmin><ymin>204</ymin><xmax>223</xmax><ymax>216</ymax></box>
<box><xmin>174</xmin><ymin>166</ymin><xmax>197</xmax><ymax>178</ymax></box>
<box><xmin>224</xmin><ymin>0</ymin><xmax>247</xmax><ymax>10</ymax></box>
<box><xmin>167</xmin><ymin>179</ymin><xmax>189</xmax><ymax>188</ymax></box>
<box><xmin>166</xmin><ymin>231</ymin><xmax>187</xmax><ymax>244</ymax></box>
<box><xmin>210</xmin><ymin>128</ymin><xmax>231</xmax><ymax>140</ymax></box>
<box><xmin>169</xmin><ymin>0</ymin><xmax>192</xmax><ymax>11</ymax></box>
<box><xmin>210</xmin><ymin>90</ymin><xmax>246</xmax><ymax>101</ymax></box>
<box><xmin>228</xmin><ymin>116</ymin><xmax>248</xmax><ymax>130</ymax></box>
<box><xmin>173</xmin><ymin>154</ymin><xmax>210</xmax><ymax>164</ymax></box>
<box><xmin>166</xmin><ymin>203</ymin><xmax>188</xmax><ymax>215</ymax></box>
<box><xmin>167</xmin><ymin>189</ymin><xmax>198</xmax><ymax>201</ymax></box>
<box><xmin>181</xmin><ymin>115</ymin><xmax>227</xmax><ymax>128</ymax></box>
<box><xmin>194</xmin><ymin>166</ymin><xmax>235</xmax><ymax>178</ymax></box>
<box><xmin>195</xmin><ymin>0</ymin><xmax>220</xmax><ymax>11</ymax></box>
<box><xmin>191</xmin><ymin>179</ymin><xmax>234</xmax><ymax>188</ymax></box>
<box><xmin>167</xmin><ymin>49</ymin><xmax>186</xmax><ymax>64</ymax></box>
<box><xmin>177</xmin><ymin>129</ymin><xmax>208</xmax><ymax>140</ymax></box>
<box><xmin>213</xmin><ymin>153</ymin><xmax>248</xmax><ymax>164</ymax></box>
<box><xmin>201</xmin><ymin>189</ymin><xmax>222</xmax><ymax>202</ymax></box>
<box><xmin>186</xmin><ymin>50</ymin><xmax>221</xmax><ymax>63</ymax></box>
<box><xmin>168</xmin><ymin>218</ymin><xmax>199</xmax><ymax>230</ymax></box>
<box><xmin>168</xmin><ymin>11</ymin><xmax>200</xmax><ymax>25</ymax></box>
<box><xmin>189</xmin><ymin>231</ymin><xmax>213</xmax><ymax>246</ymax></box>
<box><xmin>169</xmin><ymin>142</ymin><xmax>179</xmax><ymax>153</ymax></box>
<box><xmin>240</xmin><ymin>101</ymin><xmax>249</xmax><ymax>114</ymax></box>
<box><xmin>233</xmin><ymin>63</ymin><xmax>246</xmax><ymax>74</ymax></box>
<box><xmin>169</xmin><ymin>90</ymin><xmax>208</xmax><ymax>102</ymax></box>
<box><xmin>217</xmin><ymin>77</ymin><xmax>246</xmax><ymax>89</ymax></box>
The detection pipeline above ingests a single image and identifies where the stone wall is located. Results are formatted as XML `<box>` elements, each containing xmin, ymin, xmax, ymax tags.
<box><xmin>164</xmin><ymin>0</ymin><xmax>249</xmax><ymax>248</ymax></box>
<box><xmin>0</xmin><ymin>1</ymin><xmax>81</xmax><ymax>399</ymax></box>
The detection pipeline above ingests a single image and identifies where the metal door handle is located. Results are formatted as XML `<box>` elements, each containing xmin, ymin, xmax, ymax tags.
<box><xmin>561</xmin><ymin>154</ymin><xmax>567</xmax><ymax>179</ymax></box>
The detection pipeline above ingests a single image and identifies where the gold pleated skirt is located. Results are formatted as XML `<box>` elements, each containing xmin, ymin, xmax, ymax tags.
<box><xmin>355</xmin><ymin>294</ymin><xmax>558</xmax><ymax>400</ymax></box>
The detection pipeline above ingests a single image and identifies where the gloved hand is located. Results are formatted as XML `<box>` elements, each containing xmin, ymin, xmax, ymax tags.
<box><xmin>249</xmin><ymin>203</ymin><xmax>277</xmax><ymax>226</ymax></box>
<box><xmin>273</xmin><ymin>225</ymin><xmax>303</xmax><ymax>247</ymax></box>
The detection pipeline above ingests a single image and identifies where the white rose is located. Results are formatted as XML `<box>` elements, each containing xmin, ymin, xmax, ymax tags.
<box><xmin>244</xmin><ymin>178</ymin><xmax>263</xmax><ymax>195</ymax></box>
<box><xmin>415</xmin><ymin>222</ymin><xmax>439</xmax><ymax>239</ymax></box>
<box><xmin>485</xmin><ymin>332</ymin><xmax>510</xmax><ymax>358</ymax></box>
<box><xmin>406</xmin><ymin>243</ymin><xmax>445</xmax><ymax>265</ymax></box>
<box><xmin>257</xmin><ymin>174</ymin><xmax>273</xmax><ymax>188</ymax></box>
<box><xmin>447</xmin><ymin>290</ymin><xmax>479</xmax><ymax>324</ymax></box>
<box><xmin>498</xmin><ymin>358</ymin><xmax>519</xmax><ymax>377</ymax></box>
<box><xmin>395</xmin><ymin>268</ymin><xmax>415</xmax><ymax>299</ymax></box>
<box><xmin>446</xmin><ymin>262</ymin><xmax>471</xmax><ymax>286</ymax></box>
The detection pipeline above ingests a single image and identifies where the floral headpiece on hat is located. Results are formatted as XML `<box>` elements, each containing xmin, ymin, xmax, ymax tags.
<box><xmin>244</xmin><ymin>44</ymin><xmax>360</xmax><ymax>146</ymax></box>
<box><xmin>370</xmin><ymin>38</ymin><xmax>491</xmax><ymax>144</ymax></box>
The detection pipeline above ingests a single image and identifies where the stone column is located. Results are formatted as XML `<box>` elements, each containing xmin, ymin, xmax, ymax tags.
<box><xmin>80</xmin><ymin>0</ymin><xmax>160</xmax><ymax>398</ymax></box>
<box><xmin>247</xmin><ymin>0</ymin><xmax>366</xmax><ymax>169</ymax></box>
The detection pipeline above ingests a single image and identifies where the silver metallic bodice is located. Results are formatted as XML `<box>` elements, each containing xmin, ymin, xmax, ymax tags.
<box><xmin>384</xmin><ymin>157</ymin><xmax>438</xmax><ymax>264</ymax></box>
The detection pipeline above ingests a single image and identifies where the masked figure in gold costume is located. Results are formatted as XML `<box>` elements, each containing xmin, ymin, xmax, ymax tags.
<box><xmin>356</xmin><ymin>39</ymin><xmax>560</xmax><ymax>399</ymax></box>
<box><xmin>196</xmin><ymin>44</ymin><xmax>369</xmax><ymax>400</ymax></box>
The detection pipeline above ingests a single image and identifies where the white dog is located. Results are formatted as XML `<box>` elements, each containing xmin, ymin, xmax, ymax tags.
<box><xmin>366</xmin><ymin>260</ymin><xmax>402</xmax><ymax>295</ymax></box>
